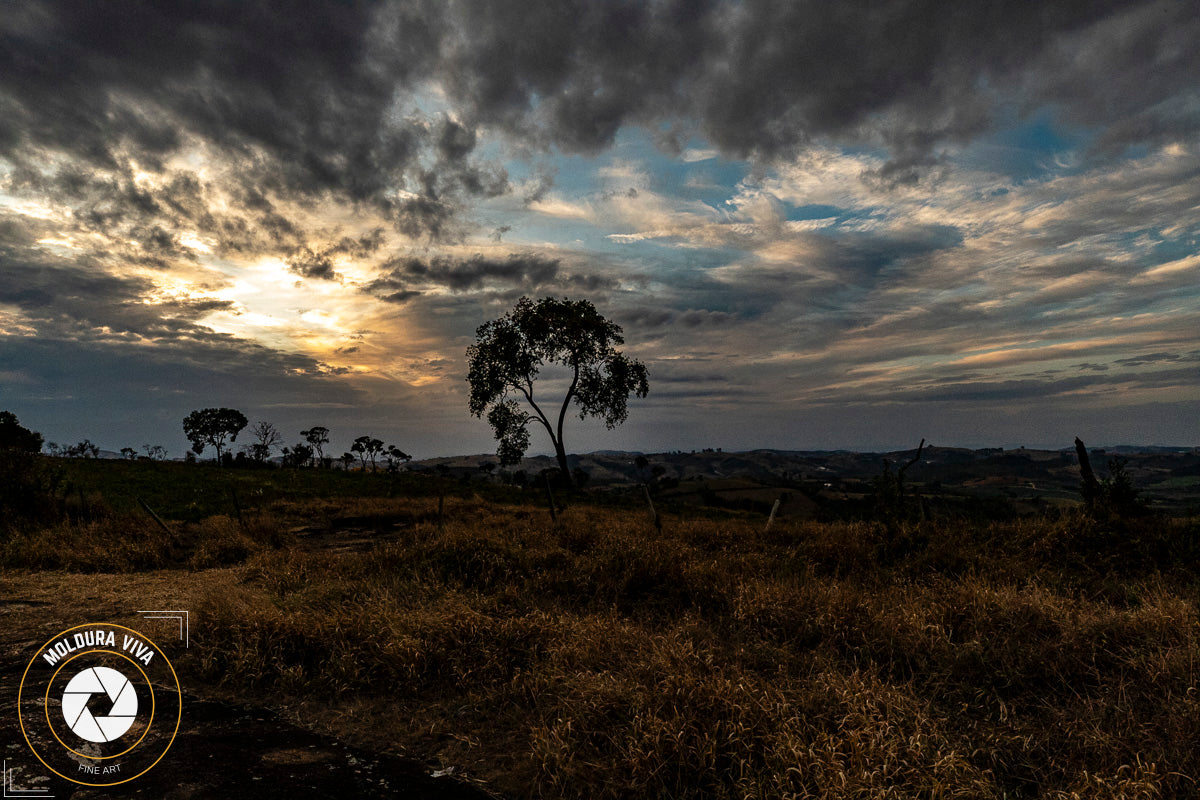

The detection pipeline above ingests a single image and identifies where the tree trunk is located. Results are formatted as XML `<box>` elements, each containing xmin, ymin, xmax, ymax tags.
<box><xmin>554</xmin><ymin>439</ymin><xmax>572</xmax><ymax>486</ymax></box>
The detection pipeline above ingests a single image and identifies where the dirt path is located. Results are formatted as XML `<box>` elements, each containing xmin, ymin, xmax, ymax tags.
<box><xmin>0</xmin><ymin>570</ymin><xmax>496</xmax><ymax>799</ymax></box>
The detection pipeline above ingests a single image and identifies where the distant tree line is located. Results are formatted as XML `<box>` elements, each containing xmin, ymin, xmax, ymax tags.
<box><xmin>177</xmin><ymin>407</ymin><xmax>410</xmax><ymax>472</ymax></box>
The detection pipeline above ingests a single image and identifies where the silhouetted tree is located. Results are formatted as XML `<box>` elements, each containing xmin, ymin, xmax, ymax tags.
<box><xmin>66</xmin><ymin>439</ymin><xmax>100</xmax><ymax>458</ymax></box>
<box><xmin>182</xmin><ymin>407</ymin><xmax>248</xmax><ymax>464</ymax></box>
<box><xmin>143</xmin><ymin>444</ymin><xmax>167</xmax><ymax>461</ymax></box>
<box><xmin>247</xmin><ymin>421</ymin><xmax>283</xmax><ymax>464</ymax></box>
<box><xmin>873</xmin><ymin>439</ymin><xmax>926</xmax><ymax>523</ymax></box>
<box><xmin>341</xmin><ymin>452</ymin><xmax>355</xmax><ymax>470</ymax></box>
<box><xmin>282</xmin><ymin>442</ymin><xmax>313</xmax><ymax>469</ymax></box>
<box><xmin>386</xmin><ymin>445</ymin><xmax>411</xmax><ymax>472</ymax></box>
<box><xmin>351</xmin><ymin>435</ymin><xmax>385</xmax><ymax>471</ymax></box>
<box><xmin>1077</xmin><ymin>437</ymin><xmax>1147</xmax><ymax>517</ymax></box>
<box><xmin>0</xmin><ymin>411</ymin><xmax>44</xmax><ymax>453</ymax></box>
<box><xmin>301</xmin><ymin>426</ymin><xmax>330</xmax><ymax>467</ymax></box>
<box><xmin>0</xmin><ymin>413</ymin><xmax>61</xmax><ymax>525</ymax></box>
<box><xmin>466</xmin><ymin>296</ymin><xmax>649</xmax><ymax>484</ymax></box>
<box><xmin>120</xmin><ymin>447</ymin><xmax>137</xmax><ymax>460</ymax></box>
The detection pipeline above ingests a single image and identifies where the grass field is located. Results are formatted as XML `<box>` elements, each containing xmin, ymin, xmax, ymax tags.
<box><xmin>4</xmin><ymin>457</ymin><xmax>1200</xmax><ymax>798</ymax></box>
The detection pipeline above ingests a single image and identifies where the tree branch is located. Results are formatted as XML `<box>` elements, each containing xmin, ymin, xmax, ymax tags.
<box><xmin>556</xmin><ymin>363</ymin><xmax>580</xmax><ymax>451</ymax></box>
<box><xmin>516</xmin><ymin>382</ymin><xmax>556</xmax><ymax>443</ymax></box>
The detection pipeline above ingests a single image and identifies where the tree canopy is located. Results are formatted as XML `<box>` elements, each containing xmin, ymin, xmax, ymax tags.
<box><xmin>466</xmin><ymin>296</ymin><xmax>648</xmax><ymax>482</ymax></box>
<box><xmin>351</xmin><ymin>435</ymin><xmax>386</xmax><ymax>471</ymax></box>
<box><xmin>302</xmin><ymin>426</ymin><xmax>330</xmax><ymax>467</ymax></box>
<box><xmin>0</xmin><ymin>411</ymin><xmax>44</xmax><ymax>453</ymax></box>
<box><xmin>182</xmin><ymin>408</ymin><xmax>248</xmax><ymax>464</ymax></box>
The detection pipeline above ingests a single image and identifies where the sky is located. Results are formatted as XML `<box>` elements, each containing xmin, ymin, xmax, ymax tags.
<box><xmin>1</xmin><ymin>1</ymin><xmax>1198</xmax><ymax>460</ymax></box>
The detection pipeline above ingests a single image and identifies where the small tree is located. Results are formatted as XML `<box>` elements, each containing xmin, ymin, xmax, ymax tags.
<box><xmin>301</xmin><ymin>426</ymin><xmax>330</xmax><ymax>467</ymax></box>
<box><xmin>67</xmin><ymin>439</ymin><xmax>100</xmax><ymax>458</ymax></box>
<box><xmin>386</xmin><ymin>445</ymin><xmax>411</xmax><ymax>472</ymax></box>
<box><xmin>143</xmin><ymin>444</ymin><xmax>167</xmax><ymax>461</ymax></box>
<box><xmin>282</xmin><ymin>442</ymin><xmax>314</xmax><ymax>469</ymax></box>
<box><xmin>0</xmin><ymin>411</ymin><xmax>44</xmax><ymax>453</ymax></box>
<box><xmin>120</xmin><ymin>447</ymin><xmax>137</xmax><ymax>460</ymax></box>
<box><xmin>351</xmin><ymin>436</ymin><xmax>385</xmax><ymax>472</ymax></box>
<box><xmin>341</xmin><ymin>452</ymin><xmax>356</xmax><ymax>470</ymax></box>
<box><xmin>247</xmin><ymin>421</ymin><xmax>283</xmax><ymax>464</ymax></box>
<box><xmin>0</xmin><ymin>413</ymin><xmax>60</xmax><ymax>525</ymax></box>
<box><xmin>182</xmin><ymin>408</ymin><xmax>248</xmax><ymax>464</ymax></box>
<box><xmin>466</xmin><ymin>296</ymin><xmax>649</xmax><ymax>484</ymax></box>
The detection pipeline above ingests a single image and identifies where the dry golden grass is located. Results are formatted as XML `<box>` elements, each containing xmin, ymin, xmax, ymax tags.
<box><xmin>5</xmin><ymin>462</ymin><xmax>1197</xmax><ymax>798</ymax></box>
<box><xmin>166</xmin><ymin>499</ymin><xmax>1200</xmax><ymax>798</ymax></box>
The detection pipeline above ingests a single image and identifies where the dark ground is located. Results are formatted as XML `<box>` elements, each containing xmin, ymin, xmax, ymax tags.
<box><xmin>0</xmin><ymin>584</ymin><xmax>496</xmax><ymax>799</ymax></box>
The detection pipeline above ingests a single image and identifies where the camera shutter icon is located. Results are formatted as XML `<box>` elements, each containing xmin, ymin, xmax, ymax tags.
<box><xmin>61</xmin><ymin>666</ymin><xmax>138</xmax><ymax>743</ymax></box>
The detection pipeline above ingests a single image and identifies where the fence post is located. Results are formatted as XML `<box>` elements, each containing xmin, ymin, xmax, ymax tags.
<box><xmin>765</xmin><ymin>497</ymin><xmax>781</xmax><ymax>533</ymax></box>
<box><xmin>137</xmin><ymin>497</ymin><xmax>172</xmax><ymax>535</ymax></box>
<box><xmin>643</xmin><ymin>485</ymin><xmax>661</xmax><ymax>532</ymax></box>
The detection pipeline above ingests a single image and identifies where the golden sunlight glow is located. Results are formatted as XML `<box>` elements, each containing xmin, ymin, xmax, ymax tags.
<box><xmin>35</xmin><ymin>237</ymin><xmax>79</xmax><ymax>250</ymax></box>
<box><xmin>178</xmin><ymin>232</ymin><xmax>214</xmax><ymax>253</ymax></box>
<box><xmin>0</xmin><ymin>306</ymin><xmax>39</xmax><ymax>337</ymax></box>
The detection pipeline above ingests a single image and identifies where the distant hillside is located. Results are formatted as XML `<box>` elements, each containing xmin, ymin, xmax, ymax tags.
<box><xmin>407</xmin><ymin>444</ymin><xmax>1200</xmax><ymax>515</ymax></box>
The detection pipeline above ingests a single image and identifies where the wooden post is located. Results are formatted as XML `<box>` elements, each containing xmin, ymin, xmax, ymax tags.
<box><xmin>137</xmin><ymin>497</ymin><xmax>172</xmax><ymax>535</ymax></box>
<box><xmin>643</xmin><ymin>485</ymin><xmax>661</xmax><ymax>532</ymax></box>
<box><xmin>765</xmin><ymin>497</ymin><xmax>781</xmax><ymax>532</ymax></box>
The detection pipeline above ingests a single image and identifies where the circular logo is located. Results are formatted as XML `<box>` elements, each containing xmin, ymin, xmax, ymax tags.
<box><xmin>18</xmin><ymin>624</ymin><xmax>181</xmax><ymax>787</ymax></box>
<box><xmin>61</xmin><ymin>666</ymin><xmax>139</xmax><ymax>743</ymax></box>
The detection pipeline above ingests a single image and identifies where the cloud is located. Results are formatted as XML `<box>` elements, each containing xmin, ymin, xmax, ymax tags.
<box><xmin>425</xmin><ymin>0</ymin><xmax>1198</xmax><ymax>174</ymax></box>
<box><xmin>369</xmin><ymin>253</ymin><xmax>560</xmax><ymax>294</ymax></box>
<box><xmin>286</xmin><ymin>246</ymin><xmax>340</xmax><ymax>281</ymax></box>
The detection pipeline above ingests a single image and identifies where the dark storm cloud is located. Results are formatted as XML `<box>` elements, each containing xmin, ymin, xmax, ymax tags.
<box><xmin>286</xmin><ymin>246</ymin><xmax>339</xmax><ymax>281</ymax></box>
<box><xmin>619</xmin><ymin>307</ymin><xmax>739</xmax><ymax>330</ymax></box>
<box><xmin>425</xmin><ymin>0</ymin><xmax>1194</xmax><ymax>171</ymax></box>
<box><xmin>560</xmin><ymin>272</ymin><xmax>620</xmax><ymax>294</ymax></box>
<box><xmin>284</xmin><ymin>228</ymin><xmax>389</xmax><ymax>281</ymax></box>
<box><xmin>0</xmin><ymin>2</ymin><xmax>500</xmax><ymax>247</ymax></box>
<box><xmin>10</xmin><ymin>2</ymin><xmax>1189</xmax><ymax>202</ymax></box>
<box><xmin>368</xmin><ymin>253</ymin><xmax>562</xmax><ymax>293</ymax></box>
<box><xmin>4</xmin><ymin>1</ymin><xmax>1192</xmax><ymax>248</ymax></box>
<box><xmin>0</xmin><ymin>2</ymin><xmax>415</xmax><ymax>195</ymax></box>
